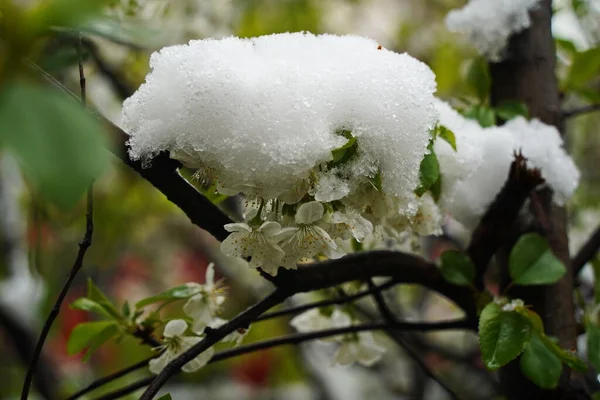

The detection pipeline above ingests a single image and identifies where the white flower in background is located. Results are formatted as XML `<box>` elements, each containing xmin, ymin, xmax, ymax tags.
<box><xmin>277</xmin><ymin>202</ymin><xmax>343</xmax><ymax>269</ymax></box>
<box><xmin>207</xmin><ymin>317</ymin><xmax>249</xmax><ymax>346</ymax></box>
<box><xmin>290</xmin><ymin>308</ymin><xmax>335</xmax><ymax>333</ymax></box>
<box><xmin>290</xmin><ymin>307</ymin><xmax>385</xmax><ymax>366</ymax></box>
<box><xmin>183</xmin><ymin>264</ymin><xmax>227</xmax><ymax>333</ymax></box>
<box><xmin>220</xmin><ymin>221</ymin><xmax>285</xmax><ymax>276</ymax></box>
<box><xmin>445</xmin><ymin>0</ymin><xmax>542</xmax><ymax>61</ymax></box>
<box><xmin>327</xmin><ymin>211</ymin><xmax>374</xmax><ymax>243</ymax></box>
<box><xmin>410</xmin><ymin>193</ymin><xmax>443</xmax><ymax>236</ymax></box>
<box><xmin>334</xmin><ymin>331</ymin><xmax>386</xmax><ymax>367</ymax></box>
<box><xmin>149</xmin><ymin>319</ymin><xmax>213</xmax><ymax>374</ymax></box>
<box><xmin>328</xmin><ymin>309</ymin><xmax>384</xmax><ymax>366</ymax></box>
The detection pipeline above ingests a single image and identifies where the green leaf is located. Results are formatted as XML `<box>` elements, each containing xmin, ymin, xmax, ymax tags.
<box><xmin>509</xmin><ymin>233</ymin><xmax>567</xmax><ymax>285</ymax></box>
<box><xmin>368</xmin><ymin>170</ymin><xmax>383</xmax><ymax>193</ymax></box>
<box><xmin>466</xmin><ymin>57</ymin><xmax>491</xmax><ymax>103</ymax></box>
<box><xmin>77</xmin><ymin>16</ymin><xmax>163</xmax><ymax>48</ymax></box>
<box><xmin>329</xmin><ymin>131</ymin><xmax>357</xmax><ymax>168</ymax></box>
<box><xmin>436</xmin><ymin>125</ymin><xmax>456</xmax><ymax>151</ymax></box>
<box><xmin>70</xmin><ymin>298</ymin><xmax>112</xmax><ymax>318</ymax></box>
<box><xmin>135</xmin><ymin>284</ymin><xmax>199</xmax><ymax>308</ymax></box>
<box><xmin>82</xmin><ymin>322</ymin><xmax>119</xmax><ymax>362</ymax></box>
<box><xmin>122</xmin><ymin>301</ymin><xmax>131</xmax><ymax>318</ymax></box>
<box><xmin>479</xmin><ymin>302</ymin><xmax>532</xmax><ymax>370</ymax></box>
<box><xmin>520</xmin><ymin>333</ymin><xmax>562</xmax><ymax>389</ymax></box>
<box><xmin>439</xmin><ymin>250</ymin><xmax>475</xmax><ymax>286</ymax></box>
<box><xmin>157</xmin><ymin>394</ymin><xmax>173</xmax><ymax>400</ymax></box>
<box><xmin>415</xmin><ymin>142</ymin><xmax>440</xmax><ymax>197</ymax></box>
<box><xmin>494</xmin><ymin>101</ymin><xmax>529</xmax><ymax>121</ymax></box>
<box><xmin>462</xmin><ymin>105</ymin><xmax>496</xmax><ymax>127</ymax></box>
<box><xmin>67</xmin><ymin>321</ymin><xmax>117</xmax><ymax>355</ymax></box>
<box><xmin>0</xmin><ymin>82</ymin><xmax>108</xmax><ymax>209</ymax></box>
<box><xmin>30</xmin><ymin>0</ymin><xmax>106</xmax><ymax>32</ymax></box>
<box><xmin>542</xmin><ymin>335</ymin><xmax>588</xmax><ymax>372</ymax></box>
<box><xmin>587</xmin><ymin>321</ymin><xmax>600</xmax><ymax>371</ymax></box>
<box><xmin>566</xmin><ymin>47</ymin><xmax>600</xmax><ymax>89</ymax></box>
<box><xmin>86</xmin><ymin>279</ymin><xmax>121</xmax><ymax>320</ymax></box>
<box><xmin>555</xmin><ymin>38</ymin><xmax>577</xmax><ymax>56</ymax></box>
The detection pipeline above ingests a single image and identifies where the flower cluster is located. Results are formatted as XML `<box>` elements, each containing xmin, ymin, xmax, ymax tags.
<box><xmin>123</xmin><ymin>32</ymin><xmax>444</xmax><ymax>275</ymax></box>
<box><xmin>445</xmin><ymin>0</ymin><xmax>541</xmax><ymax>61</ymax></box>
<box><xmin>123</xmin><ymin>33</ymin><xmax>580</xmax><ymax>275</ymax></box>
<box><xmin>149</xmin><ymin>264</ymin><xmax>246</xmax><ymax>374</ymax></box>
<box><xmin>290</xmin><ymin>307</ymin><xmax>385</xmax><ymax>367</ymax></box>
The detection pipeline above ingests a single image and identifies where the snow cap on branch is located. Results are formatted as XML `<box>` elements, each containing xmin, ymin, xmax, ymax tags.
<box><xmin>445</xmin><ymin>0</ymin><xmax>541</xmax><ymax>61</ymax></box>
<box><xmin>435</xmin><ymin>100</ymin><xmax>580</xmax><ymax>231</ymax></box>
<box><xmin>122</xmin><ymin>32</ymin><xmax>438</xmax><ymax>201</ymax></box>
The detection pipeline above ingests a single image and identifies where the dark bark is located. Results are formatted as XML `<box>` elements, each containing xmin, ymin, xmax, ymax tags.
<box><xmin>489</xmin><ymin>1</ymin><xmax>584</xmax><ymax>398</ymax></box>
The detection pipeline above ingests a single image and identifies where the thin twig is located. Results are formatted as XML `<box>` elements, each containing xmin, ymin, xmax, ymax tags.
<box><xmin>67</xmin><ymin>356</ymin><xmax>154</xmax><ymax>400</ymax></box>
<box><xmin>72</xmin><ymin>280</ymin><xmax>397</xmax><ymax>399</ymax></box>
<box><xmin>564</xmin><ymin>104</ymin><xmax>600</xmax><ymax>118</ymax></box>
<box><xmin>139</xmin><ymin>289</ymin><xmax>289</xmax><ymax>399</ymax></box>
<box><xmin>90</xmin><ymin>319</ymin><xmax>471</xmax><ymax>400</ymax></box>
<box><xmin>367</xmin><ymin>280</ymin><xmax>459</xmax><ymax>399</ymax></box>
<box><xmin>256</xmin><ymin>279</ymin><xmax>398</xmax><ymax>322</ymax></box>
<box><xmin>573</xmin><ymin>224</ymin><xmax>600</xmax><ymax>277</ymax></box>
<box><xmin>92</xmin><ymin>377</ymin><xmax>154</xmax><ymax>400</ymax></box>
<box><xmin>20</xmin><ymin>38</ymin><xmax>94</xmax><ymax>400</ymax></box>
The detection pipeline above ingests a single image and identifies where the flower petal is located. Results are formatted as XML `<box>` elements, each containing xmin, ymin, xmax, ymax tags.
<box><xmin>205</xmin><ymin>263</ymin><xmax>215</xmax><ymax>286</ymax></box>
<box><xmin>295</xmin><ymin>201</ymin><xmax>324</xmax><ymax>224</ymax></box>
<box><xmin>163</xmin><ymin>319</ymin><xmax>188</xmax><ymax>337</ymax></box>
<box><xmin>258</xmin><ymin>221</ymin><xmax>282</xmax><ymax>236</ymax></box>
<box><xmin>149</xmin><ymin>351</ymin><xmax>174</xmax><ymax>374</ymax></box>
<box><xmin>224</xmin><ymin>223</ymin><xmax>252</xmax><ymax>233</ymax></box>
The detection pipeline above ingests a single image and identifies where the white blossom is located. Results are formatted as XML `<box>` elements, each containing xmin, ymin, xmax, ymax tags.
<box><xmin>290</xmin><ymin>308</ymin><xmax>335</xmax><ymax>334</ymax></box>
<box><xmin>334</xmin><ymin>332</ymin><xmax>386</xmax><ymax>367</ymax></box>
<box><xmin>410</xmin><ymin>193</ymin><xmax>443</xmax><ymax>236</ymax></box>
<box><xmin>149</xmin><ymin>319</ymin><xmax>213</xmax><ymax>374</ymax></box>
<box><xmin>327</xmin><ymin>210</ymin><xmax>374</xmax><ymax>243</ymax></box>
<box><xmin>183</xmin><ymin>263</ymin><xmax>227</xmax><ymax>333</ymax></box>
<box><xmin>276</xmin><ymin>202</ymin><xmax>343</xmax><ymax>269</ymax></box>
<box><xmin>207</xmin><ymin>317</ymin><xmax>249</xmax><ymax>346</ymax></box>
<box><xmin>445</xmin><ymin>0</ymin><xmax>542</xmax><ymax>61</ymax></box>
<box><xmin>220</xmin><ymin>221</ymin><xmax>285</xmax><ymax>276</ymax></box>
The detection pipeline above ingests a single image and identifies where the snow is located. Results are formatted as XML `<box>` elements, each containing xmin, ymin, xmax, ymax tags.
<box><xmin>445</xmin><ymin>0</ymin><xmax>542</xmax><ymax>61</ymax></box>
<box><xmin>122</xmin><ymin>32</ymin><xmax>438</xmax><ymax>202</ymax></box>
<box><xmin>435</xmin><ymin>100</ymin><xmax>579</xmax><ymax>231</ymax></box>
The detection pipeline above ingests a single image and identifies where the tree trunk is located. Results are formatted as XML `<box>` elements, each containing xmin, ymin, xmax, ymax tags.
<box><xmin>488</xmin><ymin>1</ymin><xmax>587</xmax><ymax>398</ymax></box>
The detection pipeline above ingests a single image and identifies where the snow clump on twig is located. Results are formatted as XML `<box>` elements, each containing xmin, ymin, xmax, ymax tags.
<box><xmin>445</xmin><ymin>0</ymin><xmax>542</xmax><ymax>61</ymax></box>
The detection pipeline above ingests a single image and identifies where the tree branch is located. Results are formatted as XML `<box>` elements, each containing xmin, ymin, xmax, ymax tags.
<box><xmin>573</xmin><ymin>224</ymin><xmax>600</xmax><ymax>277</ymax></box>
<box><xmin>564</xmin><ymin>104</ymin><xmax>600</xmax><ymax>119</ymax></box>
<box><xmin>66</xmin><ymin>356</ymin><xmax>154</xmax><ymax>400</ymax></box>
<box><xmin>20</xmin><ymin>43</ymin><xmax>95</xmax><ymax>400</ymax></box>
<box><xmin>273</xmin><ymin>251</ymin><xmax>477</xmax><ymax>321</ymax></box>
<box><xmin>139</xmin><ymin>289</ymin><xmax>289</xmax><ymax>399</ymax></box>
<box><xmin>366</xmin><ymin>280</ymin><xmax>459</xmax><ymax>399</ymax></box>
<box><xmin>468</xmin><ymin>152</ymin><xmax>544</xmax><ymax>290</ymax></box>
<box><xmin>89</xmin><ymin>319</ymin><xmax>471</xmax><ymax>400</ymax></box>
<box><xmin>256</xmin><ymin>278</ymin><xmax>399</xmax><ymax>322</ymax></box>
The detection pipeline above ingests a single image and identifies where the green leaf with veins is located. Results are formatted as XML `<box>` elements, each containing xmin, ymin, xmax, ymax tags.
<box><xmin>479</xmin><ymin>302</ymin><xmax>532</xmax><ymax>370</ymax></box>
<box><xmin>509</xmin><ymin>234</ymin><xmax>566</xmax><ymax>286</ymax></box>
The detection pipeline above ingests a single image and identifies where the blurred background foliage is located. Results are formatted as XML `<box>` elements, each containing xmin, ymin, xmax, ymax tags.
<box><xmin>0</xmin><ymin>0</ymin><xmax>599</xmax><ymax>399</ymax></box>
